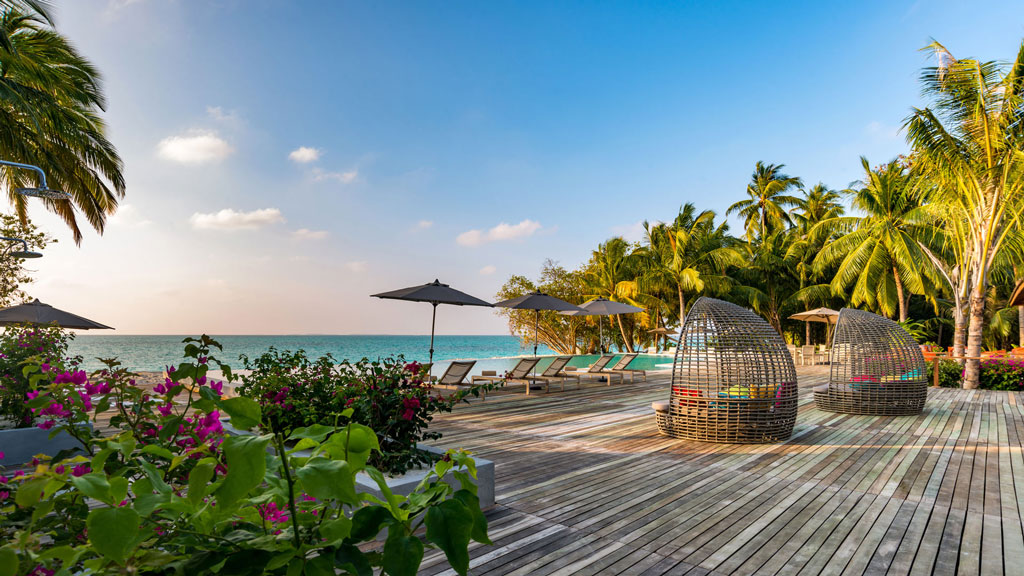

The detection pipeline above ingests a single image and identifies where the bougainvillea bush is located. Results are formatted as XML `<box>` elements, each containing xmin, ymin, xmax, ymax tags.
<box><xmin>238</xmin><ymin>350</ymin><xmax>493</xmax><ymax>476</ymax></box>
<box><xmin>0</xmin><ymin>336</ymin><xmax>489</xmax><ymax>576</ymax></box>
<box><xmin>0</xmin><ymin>324</ymin><xmax>80</xmax><ymax>429</ymax></box>
<box><xmin>935</xmin><ymin>357</ymin><xmax>1024</xmax><ymax>390</ymax></box>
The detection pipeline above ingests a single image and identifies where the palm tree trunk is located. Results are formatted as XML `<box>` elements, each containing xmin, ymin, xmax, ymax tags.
<box><xmin>1019</xmin><ymin>306</ymin><xmax>1024</xmax><ymax>347</ymax></box>
<box><xmin>952</xmin><ymin>303</ymin><xmax>967</xmax><ymax>359</ymax></box>
<box><xmin>963</xmin><ymin>283</ymin><xmax>986</xmax><ymax>389</ymax></box>
<box><xmin>893</xmin><ymin>266</ymin><xmax>908</xmax><ymax>322</ymax></box>
<box><xmin>615</xmin><ymin>314</ymin><xmax>634</xmax><ymax>353</ymax></box>
<box><xmin>805</xmin><ymin>322</ymin><xmax>811</xmax><ymax>346</ymax></box>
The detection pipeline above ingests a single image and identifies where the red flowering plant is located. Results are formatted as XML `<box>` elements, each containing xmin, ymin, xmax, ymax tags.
<box><xmin>0</xmin><ymin>336</ymin><xmax>490</xmax><ymax>576</ymax></box>
<box><xmin>0</xmin><ymin>324</ymin><xmax>80</xmax><ymax>430</ymax></box>
<box><xmin>238</xmin><ymin>351</ymin><xmax>496</xmax><ymax>476</ymax></box>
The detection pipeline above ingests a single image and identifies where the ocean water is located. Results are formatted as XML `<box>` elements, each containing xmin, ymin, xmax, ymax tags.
<box><xmin>66</xmin><ymin>334</ymin><xmax>673</xmax><ymax>375</ymax></box>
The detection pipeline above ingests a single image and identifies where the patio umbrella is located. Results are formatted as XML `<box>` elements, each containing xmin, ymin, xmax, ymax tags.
<box><xmin>494</xmin><ymin>291</ymin><xmax>582</xmax><ymax>357</ymax></box>
<box><xmin>647</xmin><ymin>326</ymin><xmax>677</xmax><ymax>352</ymax></box>
<box><xmin>0</xmin><ymin>299</ymin><xmax>113</xmax><ymax>329</ymax></box>
<box><xmin>789</xmin><ymin>307</ymin><xmax>840</xmax><ymax>345</ymax></box>
<box><xmin>562</xmin><ymin>297</ymin><xmax>643</xmax><ymax>353</ymax></box>
<box><xmin>372</xmin><ymin>279</ymin><xmax>492</xmax><ymax>369</ymax></box>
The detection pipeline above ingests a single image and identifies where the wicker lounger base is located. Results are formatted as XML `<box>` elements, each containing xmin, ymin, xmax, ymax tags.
<box><xmin>654</xmin><ymin>404</ymin><xmax>796</xmax><ymax>444</ymax></box>
<box><xmin>813</xmin><ymin>386</ymin><xmax>927</xmax><ymax>416</ymax></box>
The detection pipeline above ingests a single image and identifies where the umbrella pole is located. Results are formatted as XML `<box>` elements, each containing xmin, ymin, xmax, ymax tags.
<box><xmin>599</xmin><ymin>318</ymin><xmax>604</xmax><ymax>354</ymax></box>
<box><xmin>429</xmin><ymin>302</ymin><xmax>437</xmax><ymax>377</ymax></box>
<box><xmin>534</xmin><ymin>309</ymin><xmax>539</xmax><ymax>357</ymax></box>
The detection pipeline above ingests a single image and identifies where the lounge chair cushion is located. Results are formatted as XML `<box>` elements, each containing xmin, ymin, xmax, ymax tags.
<box><xmin>481</xmin><ymin>370</ymin><xmax>497</xmax><ymax>376</ymax></box>
<box><xmin>652</xmin><ymin>400</ymin><xmax>670</xmax><ymax>412</ymax></box>
<box><xmin>813</xmin><ymin>384</ymin><xmax>829</xmax><ymax>394</ymax></box>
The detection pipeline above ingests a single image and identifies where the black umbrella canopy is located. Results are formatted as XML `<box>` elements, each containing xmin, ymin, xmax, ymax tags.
<box><xmin>494</xmin><ymin>291</ymin><xmax>582</xmax><ymax>357</ymax></box>
<box><xmin>493</xmin><ymin>291</ymin><xmax>581</xmax><ymax>312</ymax></box>
<box><xmin>371</xmin><ymin>279</ymin><xmax>491</xmax><ymax>307</ymax></box>
<box><xmin>371</xmin><ymin>280</ymin><xmax>491</xmax><ymax>372</ymax></box>
<box><xmin>558</xmin><ymin>297</ymin><xmax>642</xmax><ymax>354</ymax></box>
<box><xmin>0</xmin><ymin>299</ymin><xmax>113</xmax><ymax>330</ymax></box>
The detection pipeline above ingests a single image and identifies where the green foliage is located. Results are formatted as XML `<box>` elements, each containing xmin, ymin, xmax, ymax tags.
<box><xmin>936</xmin><ymin>359</ymin><xmax>963</xmax><ymax>388</ymax></box>
<box><xmin>0</xmin><ymin>323</ymin><xmax>78</xmax><ymax>429</ymax></box>
<box><xmin>237</xmin><ymin>349</ymin><xmax>492</xmax><ymax>476</ymax></box>
<box><xmin>0</xmin><ymin>336</ymin><xmax>489</xmax><ymax>575</ymax></box>
<box><xmin>0</xmin><ymin>8</ymin><xmax>125</xmax><ymax>243</ymax></box>
<box><xmin>495</xmin><ymin>259</ymin><xmax>591</xmax><ymax>354</ymax></box>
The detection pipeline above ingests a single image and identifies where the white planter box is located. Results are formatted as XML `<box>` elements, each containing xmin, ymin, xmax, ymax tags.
<box><xmin>0</xmin><ymin>424</ymin><xmax>91</xmax><ymax>465</ymax></box>
<box><xmin>355</xmin><ymin>444</ymin><xmax>495</xmax><ymax>510</ymax></box>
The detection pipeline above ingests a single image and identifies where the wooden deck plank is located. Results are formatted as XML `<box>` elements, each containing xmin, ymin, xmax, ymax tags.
<box><xmin>413</xmin><ymin>367</ymin><xmax>1022</xmax><ymax>575</ymax></box>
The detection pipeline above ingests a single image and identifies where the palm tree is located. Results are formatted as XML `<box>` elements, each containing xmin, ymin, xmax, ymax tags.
<box><xmin>812</xmin><ymin>157</ymin><xmax>938</xmax><ymax>322</ymax></box>
<box><xmin>789</xmin><ymin>184</ymin><xmax>844</xmax><ymax>343</ymax></box>
<box><xmin>584</xmin><ymin>237</ymin><xmax>646</xmax><ymax>353</ymax></box>
<box><xmin>726</xmin><ymin>161</ymin><xmax>803</xmax><ymax>240</ymax></box>
<box><xmin>905</xmin><ymin>40</ymin><xmax>1024</xmax><ymax>388</ymax></box>
<box><xmin>639</xmin><ymin>204</ymin><xmax>743</xmax><ymax>319</ymax></box>
<box><xmin>731</xmin><ymin>230</ymin><xmax>801</xmax><ymax>333</ymax></box>
<box><xmin>0</xmin><ymin>9</ymin><xmax>125</xmax><ymax>243</ymax></box>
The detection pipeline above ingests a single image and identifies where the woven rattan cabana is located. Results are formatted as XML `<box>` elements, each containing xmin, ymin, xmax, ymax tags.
<box><xmin>813</xmin><ymin>308</ymin><xmax>927</xmax><ymax>416</ymax></box>
<box><xmin>653</xmin><ymin>297</ymin><xmax>798</xmax><ymax>443</ymax></box>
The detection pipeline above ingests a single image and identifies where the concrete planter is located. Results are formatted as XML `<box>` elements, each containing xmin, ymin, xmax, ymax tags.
<box><xmin>0</xmin><ymin>424</ymin><xmax>91</xmax><ymax>465</ymax></box>
<box><xmin>355</xmin><ymin>444</ymin><xmax>495</xmax><ymax>510</ymax></box>
<box><xmin>221</xmin><ymin>421</ymin><xmax>495</xmax><ymax>509</ymax></box>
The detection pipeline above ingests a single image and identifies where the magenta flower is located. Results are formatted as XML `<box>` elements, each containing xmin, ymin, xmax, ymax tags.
<box><xmin>71</xmin><ymin>464</ymin><xmax>90</xmax><ymax>477</ymax></box>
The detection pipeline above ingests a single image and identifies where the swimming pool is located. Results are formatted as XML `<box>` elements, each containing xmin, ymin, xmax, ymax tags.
<box><xmin>430</xmin><ymin>353</ymin><xmax>673</xmax><ymax>378</ymax></box>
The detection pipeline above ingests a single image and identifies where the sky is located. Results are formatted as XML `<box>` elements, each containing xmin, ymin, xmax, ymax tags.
<box><xmin>17</xmin><ymin>0</ymin><xmax>1024</xmax><ymax>335</ymax></box>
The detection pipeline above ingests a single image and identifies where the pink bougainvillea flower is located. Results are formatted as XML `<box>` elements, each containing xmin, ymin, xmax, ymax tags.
<box><xmin>71</xmin><ymin>464</ymin><xmax>90</xmax><ymax>477</ymax></box>
<box><xmin>38</xmin><ymin>420</ymin><xmax>55</xmax><ymax>430</ymax></box>
<box><xmin>54</xmin><ymin>464</ymin><xmax>65</xmax><ymax>474</ymax></box>
<box><xmin>158</xmin><ymin>402</ymin><xmax>174</xmax><ymax>417</ymax></box>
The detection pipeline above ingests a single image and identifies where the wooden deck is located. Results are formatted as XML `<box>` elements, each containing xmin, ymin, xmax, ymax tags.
<box><xmin>419</xmin><ymin>366</ymin><xmax>1024</xmax><ymax>575</ymax></box>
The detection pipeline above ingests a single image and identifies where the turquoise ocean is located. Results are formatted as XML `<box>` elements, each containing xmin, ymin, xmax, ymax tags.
<box><xmin>67</xmin><ymin>335</ymin><xmax>672</xmax><ymax>375</ymax></box>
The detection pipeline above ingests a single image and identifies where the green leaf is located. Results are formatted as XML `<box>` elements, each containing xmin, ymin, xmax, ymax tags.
<box><xmin>16</xmin><ymin>477</ymin><xmax>49</xmax><ymax>508</ymax></box>
<box><xmin>0</xmin><ymin>548</ymin><xmax>16</xmax><ymax>576</ymax></box>
<box><xmin>219</xmin><ymin>397</ymin><xmax>262</xmax><ymax>430</ymax></box>
<box><xmin>87</xmin><ymin>507</ymin><xmax>140</xmax><ymax>564</ymax></box>
<box><xmin>319</xmin><ymin>516</ymin><xmax>352</xmax><ymax>544</ymax></box>
<box><xmin>109</xmin><ymin>477</ymin><xmax>129</xmax><ymax>506</ymax></box>
<box><xmin>295</xmin><ymin>458</ymin><xmax>356</xmax><ymax>505</ymax></box>
<box><xmin>303</xmin><ymin>554</ymin><xmax>336</xmax><ymax>576</ymax></box>
<box><xmin>139</xmin><ymin>460</ymin><xmax>171</xmax><ymax>494</ymax></box>
<box><xmin>425</xmin><ymin>499</ymin><xmax>474</xmax><ymax>575</ymax></box>
<box><xmin>349</xmin><ymin>506</ymin><xmax>393</xmax><ymax>541</ymax></box>
<box><xmin>290</xmin><ymin>424</ymin><xmax>335</xmax><ymax>442</ymax></box>
<box><xmin>188</xmin><ymin>459</ymin><xmax>217</xmax><ymax>507</ymax></box>
<box><xmin>333</xmin><ymin>544</ymin><xmax>372</xmax><ymax>576</ymax></box>
<box><xmin>453</xmin><ymin>490</ymin><xmax>491</xmax><ymax>545</ymax></box>
<box><xmin>69</xmin><ymin>473</ymin><xmax>112</xmax><ymax>505</ymax></box>
<box><xmin>382</xmin><ymin>530</ymin><xmax>424</xmax><ymax>576</ymax></box>
<box><xmin>216</xmin><ymin>434</ymin><xmax>271</xmax><ymax>509</ymax></box>
<box><xmin>140</xmin><ymin>445</ymin><xmax>174</xmax><ymax>460</ymax></box>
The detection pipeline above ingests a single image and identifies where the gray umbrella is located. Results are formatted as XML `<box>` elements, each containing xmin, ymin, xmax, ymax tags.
<box><xmin>493</xmin><ymin>291</ymin><xmax>582</xmax><ymax>356</ymax></box>
<box><xmin>372</xmin><ymin>279</ymin><xmax>492</xmax><ymax>368</ymax></box>
<box><xmin>0</xmin><ymin>299</ymin><xmax>113</xmax><ymax>330</ymax></box>
<box><xmin>561</xmin><ymin>297</ymin><xmax>643</xmax><ymax>353</ymax></box>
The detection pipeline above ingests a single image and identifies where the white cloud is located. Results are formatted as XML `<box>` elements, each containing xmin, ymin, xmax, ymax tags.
<box><xmin>346</xmin><ymin>261</ymin><xmax>367</xmax><ymax>273</ymax></box>
<box><xmin>289</xmin><ymin>146</ymin><xmax>321</xmax><ymax>164</ymax></box>
<box><xmin>190</xmin><ymin>208</ymin><xmax>285</xmax><ymax>230</ymax></box>
<box><xmin>611</xmin><ymin>221</ymin><xmax>647</xmax><ymax>243</ymax></box>
<box><xmin>207</xmin><ymin>106</ymin><xmax>241</xmax><ymax>125</ymax></box>
<box><xmin>457</xmin><ymin>219</ymin><xmax>542</xmax><ymax>246</ymax></box>
<box><xmin>417</xmin><ymin>220</ymin><xmax>433</xmax><ymax>230</ymax></box>
<box><xmin>479</xmin><ymin>265</ymin><xmax>496</xmax><ymax>275</ymax></box>
<box><xmin>108</xmin><ymin>204</ymin><xmax>152</xmax><ymax>228</ymax></box>
<box><xmin>312</xmin><ymin>167</ymin><xmax>358</xmax><ymax>184</ymax></box>
<box><xmin>157</xmin><ymin>130</ymin><xmax>232</xmax><ymax>165</ymax></box>
<box><xmin>292</xmin><ymin>228</ymin><xmax>329</xmax><ymax>240</ymax></box>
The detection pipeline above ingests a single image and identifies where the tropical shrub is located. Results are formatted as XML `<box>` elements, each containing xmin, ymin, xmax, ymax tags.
<box><xmin>0</xmin><ymin>323</ymin><xmax>79</xmax><ymax>429</ymax></box>
<box><xmin>237</xmin><ymin>350</ymin><xmax>491</xmax><ymax>476</ymax></box>
<box><xmin>936</xmin><ymin>359</ymin><xmax>963</xmax><ymax>388</ymax></box>
<box><xmin>978</xmin><ymin>358</ymin><xmax>1024</xmax><ymax>391</ymax></box>
<box><xmin>0</xmin><ymin>336</ymin><xmax>489</xmax><ymax>576</ymax></box>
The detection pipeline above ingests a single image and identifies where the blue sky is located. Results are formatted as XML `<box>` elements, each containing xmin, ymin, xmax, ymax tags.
<box><xmin>22</xmin><ymin>0</ymin><xmax>1024</xmax><ymax>334</ymax></box>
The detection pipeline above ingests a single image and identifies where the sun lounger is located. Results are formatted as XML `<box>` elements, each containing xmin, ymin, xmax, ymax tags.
<box><xmin>577</xmin><ymin>354</ymin><xmax>623</xmax><ymax>385</ymax></box>
<box><xmin>471</xmin><ymin>357</ymin><xmax>541</xmax><ymax>395</ymax></box>
<box><xmin>523</xmin><ymin>355</ymin><xmax>579</xmax><ymax>394</ymax></box>
<box><xmin>432</xmin><ymin>360</ymin><xmax>476</xmax><ymax>386</ymax></box>
<box><xmin>608</xmin><ymin>353</ymin><xmax>646</xmax><ymax>382</ymax></box>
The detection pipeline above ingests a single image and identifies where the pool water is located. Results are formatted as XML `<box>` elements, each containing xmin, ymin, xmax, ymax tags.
<box><xmin>430</xmin><ymin>353</ymin><xmax>673</xmax><ymax>379</ymax></box>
